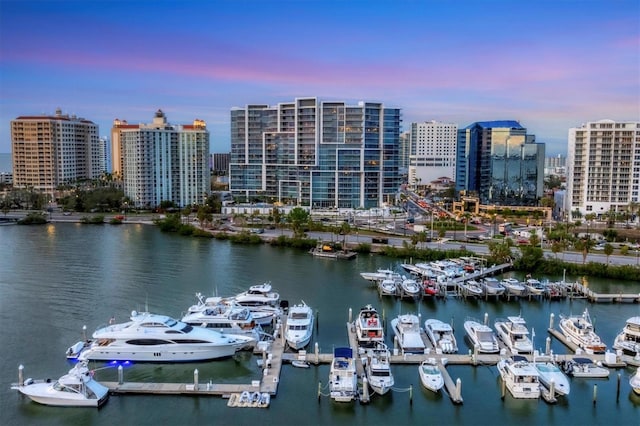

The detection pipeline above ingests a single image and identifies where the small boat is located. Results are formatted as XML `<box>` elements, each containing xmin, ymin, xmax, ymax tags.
<box><xmin>329</xmin><ymin>347</ymin><xmax>358</xmax><ymax>402</ymax></box>
<box><xmin>310</xmin><ymin>242</ymin><xmax>357</xmax><ymax>260</ymax></box>
<box><xmin>561</xmin><ymin>357</ymin><xmax>610</xmax><ymax>378</ymax></box>
<box><xmin>501</xmin><ymin>278</ymin><xmax>527</xmax><ymax>296</ymax></box>
<box><xmin>458</xmin><ymin>280</ymin><xmax>483</xmax><ymax>298</ymax></box>
<box><xmin>354</xmin><ymin>304</ymin><xmax>384</xmax><ymax>348</ymax></box>
<box><xmin>424</xmin><ymin>318</ymin><xmax>458</xmax><ymax>354</ymax></box>
<box><xmin>558</xmin><ymin>308</ymin><xmax>606</xmax><ymax>354</ymax></box>
<box><xmin>378</xmin><ymin>278</ymin><xmax>398</xmax><ymax>296</ymax></box>
<box><xmin>494</xmin><ymin>316</ymin><xmax>533</xmax><ymax>354</ymax></box>
<box><xmin>480</xmin><ymin>277</ymin><xmax>506</xmax><ymax>296</ymax></box>
<box><xmin>613</xmin><ymin>316</ymin><xmax>640</xmax><ymax>357</ymax></box>
<box><xmin>418</xmin><ymin>358</ymin><xmax>444</xmax><ymax>392</ymax></box>
<box><xmin>464</xmin><ymin>318</ymin><xmax>499</xmax><ymax>353</ymax></box>
<box><xmin>360</xmin><ymin>268</ymin><xmax>396</xmax><ymax>283</ymax></box>
<box><xmin>364</xmin><ymin>343</ymin><xmax>394</xmax><ymax>395</ymax></box>
<box><xmin>227</xmin><ymin>390</ymin><xmax>270</xmax><ymax>408</ymax></box>
<box><xmin>630</xmin><ymin>367</ymin><xmax>640</xmax><ymax>395</ymax></box>
<box><xmin>399</xmin><ymin>276</ymin><xmax>422</xmax><ymax>299</ymax></box>
<box><xmin>422</xmin><ymin>279</ymin><xmax>439</xmax><ymax>297</ymax></box>
<box><xmin>534</xmin><ymin>361</ymin><xmax>570</xmax><ymax>396</ymax></box>
<box><xmin>11</xmin><ymin>362</ymin><xmax>109</xmax><ymax>407</ymax></box>
<box><xmin>285</xmin><ymin>302</ymin><xmax>314</xmax><ymax>350</ymax></box>
<box><xmin>524</xmin><ymin>278</ymin><xmax>546</xmax><ymax>296</ymax></box>
<box><xmin>291</xmin><ymin>360</ymin><xmax>310</xmax><ymax>368</ymax></box>
<box><xmin>391</xmin><ymin>313</ymin><xmax>426</xmax><ymax>354</ymax></box>
<box><xmin>496</xmin><ymin>356</ymin><xmax>540</xmax><ymax>399</ymax></box>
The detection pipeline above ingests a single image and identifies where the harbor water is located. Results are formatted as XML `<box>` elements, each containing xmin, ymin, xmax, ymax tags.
<box><xmin>1</xmin><ymin>223</ymin><xmax>639</xmax><ymax>425</ymax></box>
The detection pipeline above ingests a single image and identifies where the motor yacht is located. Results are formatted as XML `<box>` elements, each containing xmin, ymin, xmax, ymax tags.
<box><xmin>285</xmin><ymin>302</ymin><xmax>314</xmax><ymax>350</ymax></box>
<box><xmin>534</xmin><ymin>360</ymin><xmax>570</xmax><ymax>396</ymax></box>
<box><xmin>561</xmin><ymin>357</ymin><xmax>610</xmax><ymax>378</ymax></box>
<box><xmin>12</xmin><ymin>362</ymin><xmax>109</xmax><ymax>407</ymax></box>
<box><xmin>424</xmin><ymin>318</ymin><xmax>458</xmax><ymax>354</ymax></box>
<box><xmin>480</xmin><ymin>277</ymin><xmax>506</xmax><ymax>296</ymax></box>
<box><xmin>464</xmin><ymin>319</ymin><xmax>499</xmax><ymax>353</ymax></box>
<box><xmin>364</xmin><ymin>343</ymin><xmax>394</xmax><ymax>396</ymax></box>
<box><xmin>630</xmin><ymin>367</ymin><xmax>640</xmax><ymax>395</ymax></box>
<box><xmin>500</xmin><ymin>278</ymin><xmax>526</xmax><ymax>296</ymax></box>
<box><xmin>494</xmin><ymin>316</ymin><xmax>533</xmax><ymax>354</ymax></box>
<box><xmin>181</xmin><ymin>303</ymin><xmax>262</xmax><ymax>346</ymax></box>
<box><xmin>187</xmin><ymin>292</ymin><xmax>281</xmax><ymax>326</ymax></box>
<box><xmin>418</xmin><ymin>358</ymin><xmax>444</xmax><ymax>392</ymax></box>
<box><xmin>391</xmin><ymin>313</ymin><xmax>426</xmax><ymax>354</ymax></box>
<box><xmin>233</xmin><ymin>282</ymin><xmax>280</xmax><ymax>308</ymax></box>
<box><xmin>613</xmin><ymin>316</ymin><xmax>640</xmax><ymax>356</ymax></box>
<box><xmin>329</xmin><ymin>347</ymin><xmax>358</xmax><ymax>402</ymax></box>
<box><xmin>558</xmin><ymin>308</ymin><xmax>606</xmax><ymax>354</ymax></box>
<box><xmin>76</xmin><ymin>311</ymin><xmax>254</xmax><ymax>362</ymax></box>
<box><xmin>496</xmin><ymin>356</ymin><xmax>540</xmax><ymax>399</ymax></box>
<box><xmin>354</xmin><ymin>304</ymin><xmax>384</xmax><ymax>348</ymax></box>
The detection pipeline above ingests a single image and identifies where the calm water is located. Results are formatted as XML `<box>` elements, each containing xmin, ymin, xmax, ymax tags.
<box><xmin>1</xmin><ymin>223</ymin><xmax>639</xmax><ymax>426</ymax></box>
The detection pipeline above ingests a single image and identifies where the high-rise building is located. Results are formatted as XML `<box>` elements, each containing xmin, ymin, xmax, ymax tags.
<box><xmin>111</xmin><ymin>110</ymin><xmax>209</xmax><ymax>208</ymax></box>
<box><xmin>212</xmin><ymin>153</ymin><xmax>230</xmax><ymax>175</ymax></box>
<box><xmin>11</xmin><ymin>108</ymin><xmax>101</xmax><ymax>194</ymax></box>
<box><xmin>229</xmin><ymin>97</ymin><xmax>401</xmax><ymax>209</ymax></box>
<box><xmin>409</xmin><ymin>120</ymin><xmax>457</xmax><ymax>188</ymax></box>
<box><xmin>456</xmin><ymin>120</ymin><xmax>544</xmax><ymax>206</ymax></box>
<box><xmin>566</xmin><ymin>119</ymin><xmax>640</xmax><ymax>219</ymax></box>
<box><xmin>544</xmin><ymin>154</ymin><xmax>566</xmax><ymax>178</ymax></box>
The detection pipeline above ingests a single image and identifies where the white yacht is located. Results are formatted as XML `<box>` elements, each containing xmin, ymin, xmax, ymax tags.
<box><xmin>391</xmin><ymin>313</ymin><xmax>426</xmax><ymax>354</ymax></box>
<box><xmin>364</xmin><ymin>343</ymin><xmax>394</xmax><ymax>395</ymax></box>
<box><xmin>424</xmin><ymin>318</ymin><xmax>458</xmax><ymax>354</ymax></box>
<box><xmin>480</xmin><ymin>277</ymin><xmax>506</xmax><ymax>296</ymax></box>
<box><xmin>496</xmin><ymin>356</ymin><xmax>540</xmax><ymax>399</ymax></box>
<box><xmin>76</xmin><ymin>311</ymin><xmax>254</xmax><ymax>362</ymax></box>
<box><xmin>558</xmin><ymin>308</ymin><xmax>606</xmax><ymax>353</ymax></box>
<box><xmin>329</xmin><ymin>347</ymin><xmax>358</xmax><ymax>402</ymax></box>
<box><xmin>187</xmin><ymin>292</ymin><xmax>280</xmax><ymax>326</ymax></box>
<box><xmin>378</xmin><ymin>277</ymin><xmax>398</xmax><ymax>297</ymax></box>
<box><xmin>613</xmin><ymin>316</ymin><xmax>640</xmax><ymax>356</ymax></box>
<box><xmin>501</xmin><ymin>278</ymin><xmax>526</xmax><ymax>296</ymax></box>
<box><xmin>561</xmin><ymin>357</ymin><xmax>610</xmax><ymax>378</ymax></box>
<box><xmin>399</xmin><ymin>276</ymin><xmax>422</xmax><ymax>299</ymax></box>
<box><xmin>524</xmin><ymin>278</ymin><xmax>546</xmax><ymax>296</ymax></box>
<box><xmin>630</xmin><ymin>367</ymin><xmax>640</xmax><ymax>395</ymax></box>
<box><xmin>534</xmin><ymin>360</ymin><xmax>570</xmax><ymax>396</ymax></box>
<box><xmin>458</xmin><ymin>280</ymin><xmax>483</xmax><ymax>297</ymax></box>
<box><xmin>494</xmin><ymin>316</ymin><xmax>533</xmax><ymax>354</ymax></box>
<box><xmin>418</xmin><ymin>358</ymin><xmax>444</xmax><ymax>392</ymax></box>
<box><xmin>464</xmin><ymin>319</ymin><xmax>499</xmax><ymax>353</ymax></box>
<box><xmin>285</xmin><ymin>302</ymin><xmax>314</xmax><ymax>350</ymax></box>
<box><xmin>12</xmin><ymin>362</ymin><xmax>109</xmax><ymax>407</ymax></box>
<box><xmin>354</xmin><ymin>304</ymin><xmax>384</xmax><ymax>348</ymax></box>
<box><xmin>233</xmin><ymin>282</ymin><xmax>281</xmax><ymax>308</ymax></box>
<box><xmin>360</xmin><ymin>268</ymin><xmax>397</xmax><ymax>283</ymax></box>
<box><xmin>181</xmin><ymin>304</ymin><xmax>262</xmax><ymax>345</ymax></box>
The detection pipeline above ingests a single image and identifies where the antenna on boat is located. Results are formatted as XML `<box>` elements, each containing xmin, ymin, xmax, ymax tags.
<box><xmin>145</xmin><ymin>294</ymin><xmax>149</xmax><ymax>313</ymax></box>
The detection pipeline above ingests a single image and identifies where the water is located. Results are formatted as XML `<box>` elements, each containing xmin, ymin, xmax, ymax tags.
<box><xmin>1</xmin><ymin>223</ymin><xmax>639</xmax><ymax>425</ymax></box>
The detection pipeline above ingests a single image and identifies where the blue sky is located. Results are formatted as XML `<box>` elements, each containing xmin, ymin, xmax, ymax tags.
<box><xmin>1</xmin><ymin>0</ymin><xmax>638</xmax><ymax>156</ymax></box>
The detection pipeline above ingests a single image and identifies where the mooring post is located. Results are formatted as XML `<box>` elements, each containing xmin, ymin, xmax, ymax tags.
<box><xmin>473</xmin><ymin>345</ymin><xmax>479</xmax><ymax>365</ymax></box>
<box><xmin>409</xmin><ymin>384</ymin><xmax>413</xmax><ymax>405</ymax></box>
<box><xmin>550</xmin><ymin>379</ymin><xmax>556</xmax><ymax>401</ymax></box>
<box><xmin>616</xmin><ymin>373</ymin><xmax>621</xmax><ymax>402</ymax></box>
<box><xmin>118</xmin><ymin>365</ymin><xmax>123</xmax><ymax>385</ymax></box>
<box><xmin>484</xmin><ymin>312</ymin><xmax>488</xmax><ymax>326</ymax></box>
<box><xmin>361</xmin><ymin>377</ymin><xmax>370</xmax><ymax>404</ymax></box>
<box><xmin>348</xmin><ymin>307</ymin><xmax>352</xmax><ymax>323</ymax></box>
<box><xmin>18</xmin><ymin>365</ymin><xmax>24</xmax><ymax>386</ymax></box>
<box><xmin>456</xmin><ymin>378</ymin><xmax>462</xmax><ymax>402</ymax></box>
<box><xmin>545</xmin><ymin>337</ymin><xmax>551</xmax><ymax>355</ymax></box>
<box><xmin>549</xmin><ymin>313</ymin><xmax>555</xmax><ymax>330</ymax></box>
<box><xmin>317</xmin><ymin>381</ymin><xmax>322</xmax><ymax>402</ymax></box>
<box><xmin>316</xmin><ymin>310</ymin><xmax>319</xmax><ymax>333</ymax></box>
<box><xmin>592</xmin><ymin>384</ymin><xmax>597</xmax><ymax>405</ymax></box>
<box><xmin>315</xmin><ymin>342</ymin><xmax>319</xmax><ymax>364</ymax></box>
<box><xmin>82</xmin><ymin>325</ymin><xmax>87</xmax><ymax>341</ymax></box>
<box><xmin>501</xmin><ymin>376</ymin><xmax>506</xmax><ymax>399</ymax></box>
<box><xmin>194</xmin><ymin>369</ymin><xmax>199</xmax><ymax>391</ymax></box>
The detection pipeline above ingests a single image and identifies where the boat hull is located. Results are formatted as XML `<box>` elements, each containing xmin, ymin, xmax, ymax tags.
<box><xmin>79</xmin><ymin>342</ymin><xmax>240</xmax><ymax>362</ymax></box>
<box><xmin>16</xmin><ymin>383</ymin><xmax>107</xmax><ymax>407</ymax></box>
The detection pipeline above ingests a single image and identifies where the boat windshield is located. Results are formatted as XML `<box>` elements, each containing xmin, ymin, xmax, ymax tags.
<box><xmin>164</xmin><ymin>318</ymin><xmax>178</xmax><ymax>327</ymax></box>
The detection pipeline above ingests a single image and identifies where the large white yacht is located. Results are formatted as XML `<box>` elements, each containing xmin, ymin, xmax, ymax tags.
<box><xmin>391</xmin><ymin>313</ymin><xmax>426</xmax><ymax>354</ymax></box>
<box><xmin>497</xmin><ymin>356</ymin><xmax>540</xmax><ymax>399</ymax></box>
<box><xmin>12</xmin><ymin>362</ymin><xmax>109</xmax><ymax>407</ymax></box>
<box><xmin>285</xmin><ymin>302</ymin><xmax>314</xmax><ymax>350</ymax></box>
<box><xmin>329</xmin><ymin>347</ymin><xmax>358</xmax><ymax>402</ymax></box>
<box><xmin>364</xmin><ymin>343</ymin><xmax>394</xmax><ymax>395</ymax></box>
<box><xmin>233</xmin><ymin>282</ymin><xmax>280</xmax><ymax>308</ymax></box>
<box><xmin>354</xmin><ymin>304</ymin><xmax>384</xmax><ymax>348</ymax></box>
<box><xmin>181</xmin><ymin>304</ymin><xmax>262</xmax><ymax>346</ymax></box>
<box><xmin>613</xmin><ymin>316</ymin><xmax>640</xmax><ymax>356</ymax></box>
<box><xmin>424</xmin><ymin>318</ymin><xmax>458</xmax><ymax>354</ymax></box>
<box><xmin>558</xmin><ymin>308</ymin><xmax>606</xmax><ymax>354</ymax></box>
<box><xmin>187</xmin><ymin>290</ymin><xmax>281</xmax><ymax>326</ymax></box>
<box><xmin>494</xmin><ymin>316</ymin><xmax>533</xmax><ymax>354</ymax></box>
<box><xmin>76</xmin><ymin>311</ymin><xmax>254</xmax><ymax>362</ymax></box>
<box><xmin>464</xmin><ymin>318</ymin><xmax>499</xmax><ymax>353</ymax></box>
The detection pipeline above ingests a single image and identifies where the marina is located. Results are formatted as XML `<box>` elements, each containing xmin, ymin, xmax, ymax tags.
<box><xmin>3</xmin><ymin>224</ymin><xmax>640</xmax><ymax>426</ymax></box>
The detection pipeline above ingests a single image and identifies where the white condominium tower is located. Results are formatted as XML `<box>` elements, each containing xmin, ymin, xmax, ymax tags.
<box><xmin>409</xmin><ymin>120</ymin><xmax>457</xmax><ymax>188</ymax></box>
<box><xmin>566</xmin><ymin>119</ymin><xmax>640</xmax><ymax>219</ymax></box>
<box><xmin>111</xmin><ymin>110</ymin><xmax>209</xmax><ymax>208</ymax></box>
<box><xmin>11</xmin><ymin>108</ymin><xmax>102</xmax><ymax>194</ymax></box>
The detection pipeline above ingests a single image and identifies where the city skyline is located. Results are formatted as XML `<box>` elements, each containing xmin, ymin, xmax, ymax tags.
<box><xmin>1</xmin><ymin>0</ymin><xmax>638</xmax><ymax>156</ymax></box>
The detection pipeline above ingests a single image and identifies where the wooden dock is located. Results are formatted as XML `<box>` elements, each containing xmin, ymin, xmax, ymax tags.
<box><xmin>437</xmin><ymin>361</ymin><xmax>463</xmax><ymax>404</ymax></box>
<box><xmin>569</xmin><ymin>282</ymin><xmax>640</xmax><ymax>303</ymax></box>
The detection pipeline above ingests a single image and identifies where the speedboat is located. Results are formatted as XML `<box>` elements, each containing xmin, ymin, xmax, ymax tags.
<box><xmin>480</xmin><ymin>277</ymin><xmax>505</xmax><ymax>296</ymax></box>
<box><xmin>558</xmin><ymin>308</ymin><xmax>606</xmax><ymax>354</ymax></box>
<box><xmin>422</xmin><ymin>279</ymin><xmax>439</xmax><ymax>297</ymax></box>
<box><xmin>76</xmin><ymin>311</ymin><xmax>254</xmax><ymax>362</ymax></box>
<box><xmin>354</xmin><ymin>304</ymin><xmax>384</xmax><ymax>348</ymax></box>
<box><xmin>494</xmin><ymin>316</ymin><xmax>533</xmax><ymax>354</ymax></box>
<box><xmin>360</xmin><ymin>268</ymin><xmax>397</xmax><ymax>283</ymax></box>
<box><xmin>524</xmin><ymin>278</ymin><xmax>546</xmax><ymax>296</ymax></box>
<box><xmin>12</xmin><ymin>362</ymin><xmax>109</xmax><ymax>407</ymax></box>
<box><xmin>561</xmin><ymin>357</ymin><xmax>610</xmax><ymax>378</ymax></box>
<box><xmin>464</xmin><ymin>319</ymin><xmax>499</xmax><ymax>353</ymax></box>
<box><xmin>458</xmin><ymin>280</ymin><xmax>483</xmax><ymax>297</ymax></box>
<box><xmin>364</xmin><ymin>343</ymin><xmax>394</xmax><ymax>395</ymax></box>
<box><xmin>496</xmin><ymin>356</ymin><xmax>540</xmax><ymax>399</ymax></box>
<box><xmin>285</xmin><ymin>302</ymin><xmax>314</xmax><ymax>350</ymax></box>
<box><xmin>501</xmin><ymin>278</ymin><xmax>526</xmax><ymax>296</ymax></box>
<box><xmin>418</xmin><ymin>358</ymin><xmax>444</xmax><ymax>392</ymax></box>
<box><xmin>630</xmin><ymin>367</ymin><xmax>640</xmax><ymax>395</ymax></box>
<box><xmin>613</xmin><ymin>316</ymin><xmax>640</xmax><ymax>356</ymax></box>
<box><xmin>378</xmin><ymin>277</ymin><xmax>398</xmax><ymax>296</ymax></box>
<box><xmin>534</xmin><ymin>360</ymin><xmax>570</xmax><ymax>396</ymax></box>
<box><xmin>391</xmin><ymin>313</ymin><xmax>426</xmax><ymax>354</ymax></box>
<box><xmin>181</xmin><ymin>303</ymin><xmax>262</xmax><ymax>346</ymax></box>
<box><xmin>329</xmin><ymin>347</ymin><xmax>358</xmax><ymax>402</ymax></box>
<box><xmin>399</xmin><ymin>276</ymin><xmax>422</xmax><ymax>299</ymax></box>
<box><xmin>424</xmin><ymin>318</ymin><xmax>458</xmax><ymax>354</ymax></box>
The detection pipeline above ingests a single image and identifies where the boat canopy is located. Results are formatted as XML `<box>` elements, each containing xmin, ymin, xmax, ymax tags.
<box><xmin>334</xmin><ymin>347</ymin><xmax>353</xmax><ymax>358</ymax></box>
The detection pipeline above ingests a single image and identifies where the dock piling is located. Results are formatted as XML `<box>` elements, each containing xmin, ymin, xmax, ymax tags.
<box><xmin>592</xmin><ymin>384</ymin><xmax>597</xmax><ymax>405</ymax></box>
<box><xmin>18</xmin><ymin>365</ymin><xmax>23</xmax><ymax>386</ymax></box>
<box><xmin>545</xmin><ymin>337</ymin><xmax>551</xmax><ymax>355</ymax></box>
<box><xmin>409</xmin><ymin>384</ymin><xmax>413</xmax><ymax>405</ymax></box>
<box><xmin>118</xmin><ymin>365</ymin><xmax>123</xmax><ymax>384</ymax></box>
<box><xmin>315</xmin><ymin>342</ymin><xmax>319</xmax><ymax>364</ymax></box>
<box><xmin>194</xmin><ymin>369</ymin><xmax>199</xmax><ymax>391</ymax></box>
<box><xmin>501</xmin><ymin>376</ymin><xmax>505</xmax><ymax>399</ymax></box>
<box><xmin>549</xmin><ymin>313</ymin><xmax>554</xmax><ymax>330</ymax></box>
<box><xmin>317</xmin><ymin>381</ymin><xmax>322</xmax><ymax>402</ymax></box>
<box><xmin>361</xmin><ymin>377</ymin><xmax>370</xmax><ymax>404</ymax></box>
<box><xmin>616</xmin><ymin>373</ymin><xmax>621</xmax><ymax>402</ymax></box>
<box><xmin>456</xmin><ymin>378</ymin><xmax>462</xmax><ymax>402</ymax></box>
<box><xmin>484</xmin><ymin>312</ymin><xmax>488</xmax><ymax>326</ymax></box>
<box><xmin>348</xmin><ymin>307</ymin><xmax>352</xmax><ymax>323</ymax></box>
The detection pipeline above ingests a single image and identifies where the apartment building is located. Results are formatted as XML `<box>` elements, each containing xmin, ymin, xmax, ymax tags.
<box><xmin>566</xmin><ymin>119</ymin><xmax>640</xmax><ymax>219</ymax></box>
<box><xmin>11</xmin><ymin>108</ymin><xmax>102</xmax><ymax>194</ymax></box>
<box><xmin>408</xmin><ymin>120</ymin><xmax>457</xmax><ymax>189</ymax></box>
<box><xmin>229</xmin><ymin>97</ymin><xmax>402</xmax><ymax>209</ymax></box>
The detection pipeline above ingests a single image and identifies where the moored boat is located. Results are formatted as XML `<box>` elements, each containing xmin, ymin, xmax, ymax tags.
<box><xmin>399</xmin><ymin>276</ymin><xmax>422</xmax><ymax>300</ymax></box>
<box><xmin>329</xmin><ymin>347</ymin><xmax>358</xmax><ymax>402</ymax></box>
<box><xmin>285</xmin><ymin>302</ymin><xmax>314</xmax><ymax>350</ymax></box>
<box><xmin>613</xmin><ymin>316</ymin><xmax>640</xmax><ymax>356</ymax></box>
<box><xmin>391</xmin><ymin>313</ymin><xmax>426</xmax><ymax>354</ymax></box>
<box><xmin>364</xmin><ymin>343</ymin><xmax>394</xmax><ymax>395</ymax></box>
<box><xmin>534</xmin><ymin>360</ymin><xmax>570</xmax><ymax>396</ymax></box>
<box><xmin>424</xmin><ymin>318</ymin><xmax>458</xmax><ymax>354</ymax></box>
<box><xmin>464</xmin><ymin>318</ymin><xmax>499</xmax><ymax>353</ymax></box>
<box><xmin>496</xmin><ymin>356</ymin><xmax>540</xmax><ymax>399</ymax></box>
<box><xmin>558</xmin><ymin>308</ymin><xmax>606</xmax><ymax>354</ymax></box>
<box><xmin>458</xmin><ymin>279</ymin><xmax>483</xmax><ymax>298</ymax></box>
<box><xmin>630</xmin><ymin>367</ymin><xmax>640</xmax><ymax>395</ymax></box>
<box><xmin>494</xmin><ymin>316</ymin><xmax>533</xmax><ymax>354</ymax></box>
<box><xmin>561</xmin><ymin>357</ymin><xmax>610</xmax><ymax>378</ymax></box>
<box><xmin>418</xmin><ymin>358</ymin><xmax>444</xmax><ymax>392</ymax></box>
<box><xmin>354</xmin><ymin>304</ymin><xmax>384</xmax><ymax>348</ymax></box>
<box><xmin>480</xmin><ymin>277</ymin><xmax>506</xmax><ymax>296</ymax></box>
<box><xmin>501</xmin><ymin>278</ymin><xmax>527</xmax><ymax>296</ymax></box>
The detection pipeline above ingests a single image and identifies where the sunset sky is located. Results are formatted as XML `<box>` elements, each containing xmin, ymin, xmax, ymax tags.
<box><xmin>1</xmin><ymin>0</ymin><xmax>638</xmax><ymax>155</ymax></box>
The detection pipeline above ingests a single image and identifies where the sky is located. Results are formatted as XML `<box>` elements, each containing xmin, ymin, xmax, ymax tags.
<box><xmin>0</xmin><ymin>0</ymin><xmax>638</xmax><ymax>156</ymax></box>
